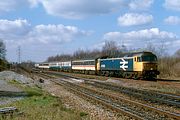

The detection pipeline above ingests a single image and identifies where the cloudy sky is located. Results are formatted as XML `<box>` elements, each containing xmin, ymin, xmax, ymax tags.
<box><xmin>0</xmin><ymin>0</ymin><xmax>180</xmax><ymax>62</ymax></box>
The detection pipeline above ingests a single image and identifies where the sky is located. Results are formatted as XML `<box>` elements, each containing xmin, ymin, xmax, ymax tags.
<box><xmin>0</xmin><ymin>0</ymin><xmax>180</xmax><ymax>62</ymax></box>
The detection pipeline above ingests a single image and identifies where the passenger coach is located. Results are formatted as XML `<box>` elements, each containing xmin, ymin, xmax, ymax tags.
<box><xmin>72</xmin><ymin>59</ymin><xmax>96</xmax><ymax>74</ymax></box>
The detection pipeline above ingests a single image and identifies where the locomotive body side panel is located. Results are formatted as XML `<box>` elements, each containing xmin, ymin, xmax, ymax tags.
<box><xmin>100</xmin><ymin>57</ymin><xmax>134</xmax><ymax>71</ymax></box>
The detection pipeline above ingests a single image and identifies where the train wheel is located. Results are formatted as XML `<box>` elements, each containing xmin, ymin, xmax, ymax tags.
<box><xmin>105</xmin><ymin>71</ymin><xmax>109</xmax><ymax>77</ymax></box>
<box><xmin>109</xmin><ymin>71</ymin><xmax>114</xmax><ymax>77</ymax></box>
<box><xmin>85</xmin><ymin>71</ymin><xmax>89</xmax><ymax>74</ymax></box>
<box><xmin>133</xmin><ymin>74</ymin><xmax>139</xmax><ymax>80</ymax></box>
<box><xmin>124</xmin><ymin>74</ymin><xmax>130</xmax><ymax>79</ymax></box>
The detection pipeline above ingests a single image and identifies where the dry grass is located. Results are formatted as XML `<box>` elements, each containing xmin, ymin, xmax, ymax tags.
<box><xmin>0</xmin><ymin>84</ymin><xmax>88</xmax><ymax>120</ymax></box>
<box><xmin>158</xmin><ymin>57</ymin><xmax>180</xmax><ymax>79</ymax></box>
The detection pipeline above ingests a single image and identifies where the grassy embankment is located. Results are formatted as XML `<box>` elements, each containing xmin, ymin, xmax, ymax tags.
<box><xmin>0</xmin><ymin>80</ymin><xmax>88</xmax><ymax>120</ymax></box>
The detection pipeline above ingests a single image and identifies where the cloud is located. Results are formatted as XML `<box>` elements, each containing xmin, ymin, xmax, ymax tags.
<box><xmin>0</xmin><ymin>19</ymin><xmax>31</xmax><ymax>35</ymax></box>
<box><xmin>164</xmin><ymin>16</ymin><xmax>180</xmax><ymax>25</ymax></box>
<box><xmin>0</xmin><ymin>0</ymin><xmax>155</xmax><ymax>20</ymax></box>
<box><xmin>0</xmin><ymin>19</ymin><xmax>90</xmax><ymax>46</ymax></box>
<box><xmin>118</xmin><ymin>13</ymin><xmax>153</xmax><ymax>26</ymax></box>
<box><xmin>129</xmin><ymin>0</ymin><xmax>154</xmax><ymax>10</ymax></box>
<box><xmin>0</xmin><ymin>19</ymin><xmax>91</xmax><ymax>62</ymax></box>
<box><xmin>103</xmin><ymin>28</ymin><xmax>178</xmax><ymax>48</ymax></box>
<box><xmin>28</xmin><ymin>0</ymin><xmax>127</xmax><ymax>19</ymax></box>
<box><xmin>0</xmin><ymin>0</ymin><xmax>19</xmax><ymax>12</ymax></box>
<box><xmin>0</xmin><ymin>19</ymin><xmax>31</xmax><ymax>45</ymax></box>
<box><xmin>164</xmin><ymin>0</ymin><xmax>180</xmax><ymax>11</ymax></box>
<box><xmin>28</xmin><ymin>0</ymin><xmax>41</xmax><ymax>8</ymax></box>
<box><xmin>0</xmin><ymin>0</ymin><xmax>28</xmax><ymax>13</ymax></box>
<box><xmin>28</xmin><ymin>24</ymin><xmax>90</xmax><ymax>44</ymax></box>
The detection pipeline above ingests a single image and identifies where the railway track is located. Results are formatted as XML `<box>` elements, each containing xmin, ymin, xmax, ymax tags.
<box><xmin>35</xmin><ymin>72</ymin><xmax>180</xmax><ymax>120</ymax></box>
<box><xmin>42</xmin><ymin>71</ymin><xmax>180</xmax><ymax>108</ymax></box>
<box><xmin>157</xmin><ymin>78</ymin><xmax>180</xmax><ymax>82</ymax></box>
<box><xmin>86</xmin><ymin>81</ymin><xmax>180</xmax><ymax>108</ymax></box>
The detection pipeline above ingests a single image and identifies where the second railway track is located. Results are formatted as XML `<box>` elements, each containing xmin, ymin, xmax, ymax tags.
<box><xmin>35</xmin><ymin>71</ymin><xmax>180</xmax><ymax>120</ymax></box>
<box><xmin>43</xmin><ymin>71</ymin><xmax>180</xmax><ymax>108</ymax></box>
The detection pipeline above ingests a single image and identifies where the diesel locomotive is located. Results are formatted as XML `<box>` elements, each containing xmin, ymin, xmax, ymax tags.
<box><xmin>35</xmin><ymin>51</ymin><xmax>160</xmax><ymax>79</ymax></box>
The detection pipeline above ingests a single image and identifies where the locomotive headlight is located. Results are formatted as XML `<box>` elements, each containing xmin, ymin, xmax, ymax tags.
<box><xmin>144</xmin><ymin>64</ymin><xmax>146</xmax><ymax>68</ymax></box>
<box><xmin>151</xmin><ymin>68</ymin><xmax>153</xmax><ymax>70</ymax></box>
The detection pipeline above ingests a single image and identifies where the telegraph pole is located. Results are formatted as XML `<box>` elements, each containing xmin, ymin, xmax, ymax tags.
<box><xmin>17</xmin><ymin>46</ymin><xmax>21</xmax><ymax>64</ymax></box>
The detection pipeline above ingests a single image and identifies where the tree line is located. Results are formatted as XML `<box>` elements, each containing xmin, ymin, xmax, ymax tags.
<box><xmin>0</xmin><ymin>39</ymin><xmax>8</xmax><ymax>71</ymax></box>
<box><xmin>46</xmin><ymin>40</ymin><xmax>180</xmax><ymax>78</ymax></box>
<box><xmin>47</xmin><ymin>41</ymin><xmax>127</xmax><ymax>62</ymax></box>
<box><xmin>0</xmin><ymin>39</ymin><xmax>6</xmax><ymax>60</ymax></box>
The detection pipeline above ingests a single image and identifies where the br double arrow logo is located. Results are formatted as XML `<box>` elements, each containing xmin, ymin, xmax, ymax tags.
<box><xmin>120</xmin><ymin>58</ymin><xmax>128</xmax><ymax>71</ymax></box>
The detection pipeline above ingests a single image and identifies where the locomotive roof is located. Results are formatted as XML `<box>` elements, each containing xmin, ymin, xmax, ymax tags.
<box><xmin>98</xmin><ymin>51</ymin><xmax>156</xmax><ymax>59</ymax></box>
<box><xmin>124</xmin><ymin>51</ymin><xmax>156</xmax><ymax>57</ymax></box>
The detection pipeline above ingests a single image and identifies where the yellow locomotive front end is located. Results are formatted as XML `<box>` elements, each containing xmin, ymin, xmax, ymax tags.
<box><xmin>133</xmin><ymin>52</ymin><xmax>160</xmax><ymax>79</ymax></box>
<box><xmin>141</xmin><ymin>54</ymin><xmax>160</xmax><ymax>79</ymax></box>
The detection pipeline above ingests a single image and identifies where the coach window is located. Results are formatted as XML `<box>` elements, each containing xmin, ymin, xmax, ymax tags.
<box><xmin>134</xmin><ymin>57</ymin><xmax>136</xmax><ymax>62</ymax></box>
<box><xmin>91</xmin><ymin>61</ymin><xmax>95</xmax><ymax>65</ymax></box>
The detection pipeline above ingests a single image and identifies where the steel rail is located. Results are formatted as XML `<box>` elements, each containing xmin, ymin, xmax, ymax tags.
<box><xmin>86</xmin><ymin>81</ymin><xmax>180</xmax><ymax>108</ymax></box>
<box><xmin>65</xmin><ymin>81</ymin><xmax>180</xmax><ymax>120</ymax></box>
<box><xmin>42</xmin><ymin>71</ymin><xmax>180</xmax><ymax>107</ymax></box>
<box><xmin>52</xmin><ymin>79</ymin><xmax>145</xmax><ymax>120</ymax></box>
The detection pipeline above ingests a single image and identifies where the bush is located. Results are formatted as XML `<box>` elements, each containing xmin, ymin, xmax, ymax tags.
<box><xmin>158</xmin><ymin>57</ymin><xmax>180</xmax><ymax>78</ymax></box>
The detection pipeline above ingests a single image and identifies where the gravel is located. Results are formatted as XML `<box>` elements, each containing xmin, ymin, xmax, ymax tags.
<box><xmin>43</xmin><ymin>79</ymin><xmax>128</xmax><ymax>120</ymax></box>
<box><xmin>0</xmin><ymin>97</ymin><xmax>23</xmax><ymax>105</ymax></box>
<box><xmin>0</xmin><ymin>71</ymin><xmax>33</xmax><ymax>84</ymax></box>
<box><xmin>0</xmin><ymin>71</ymin><xmax>34</xmax><ymax>105</ymax></box>
<box><xmin>0</xmin><ymin>80</ymin><xmax>22</xmax><ymax>92</ymax></box>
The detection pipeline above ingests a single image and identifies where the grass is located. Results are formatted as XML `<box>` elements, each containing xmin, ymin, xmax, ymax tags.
<box><xmin>80</xmin><ymin>112</ymin><xmax>88</xmax><ymax>117</ymax></box>
<box><xmin>148</xmin><ymin>83</ymin><xmax>180</xmax><ymax>94</ymax></box>
<box><xmin>8</xmin><ymin>79</ymin><xmax>21</xmax><ymax>85</ymax></box>
<box><xmin>1</xmin><ymin>80</ymin><xmax>89</xmax><ymax>120</ymax></box>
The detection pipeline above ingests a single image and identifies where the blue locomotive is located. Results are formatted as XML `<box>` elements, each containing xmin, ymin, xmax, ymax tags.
<box><xmin>96</xmin><ymin>51</ymin><xmax>159</xmax><ymax>79</ymax></box>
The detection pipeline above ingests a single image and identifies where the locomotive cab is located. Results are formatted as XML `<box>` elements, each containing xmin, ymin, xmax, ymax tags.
<box><xmin>133</xmin><ymin>52</ymin><xmax>160</xmax><ymax>79</ymax></box>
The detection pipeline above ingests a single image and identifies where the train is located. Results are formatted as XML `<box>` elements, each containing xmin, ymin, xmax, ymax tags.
<box><xmin>35</xmin><ymin>51</ymin><xmax>160</xmax><ymax>79</ymax></box>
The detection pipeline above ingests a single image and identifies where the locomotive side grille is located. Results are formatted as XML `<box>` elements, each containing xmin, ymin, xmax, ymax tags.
<box><xmin>143</xmin><ymin>63</ymin><xmax>157</xmax><ymax>71</ymax></box>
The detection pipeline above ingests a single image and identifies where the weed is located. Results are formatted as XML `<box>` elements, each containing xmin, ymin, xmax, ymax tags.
<box><xmin>0</xmin><ymin>86</ymin><xmax>88</xmax><ymax>120</ymax></box>
<box><xmin>8</xmin><ymin>80</ymin><xmax>21</xmax><ymax>85</ymax></box>
<box><xmin>80</xmin><ymin>112</ymin><xmax>88</xmax><ymax>117</ymax></box>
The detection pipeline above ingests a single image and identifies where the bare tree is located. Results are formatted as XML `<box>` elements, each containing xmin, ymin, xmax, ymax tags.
<box><xmin>101</xmin><ymin>40</ymin><xmax>119</xmax><ymax>57</ymax></box>
<box><xmin>88</xmin><ymin>49</ymin><xmax>101</xmax><ymax>58</ymax></box>
<box><xmin>0</xmin><ymin>39</ymin><xmax>6</xmax><ymax>60</ymax></box>
<box><xmin>145</xmin><ymin>42</ymin><xmax>168</xmax><ymax>58</ymax></box>
<box><xmin>73</xmin><ymin>49</ymin><xmax>87</xmax><ymax>59</ymax></box>
<box><xmin>73</xmin><ymin>49</ymin><xmax>100</xmax><ymax>60</ymax></box>
<box><xmin>146</xmin><ymin>42</ymin><xmax>157</xmax><ymax>53</ymax></box>
<box><xmin>174</xmin><ymin>49</ymin><xmax>180</xmax><ymax>58</ymax></box>
<box><xmin>47</xmin><ymin>54</ymin><xmax>72</xmax><ymax>62</ymax></box>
